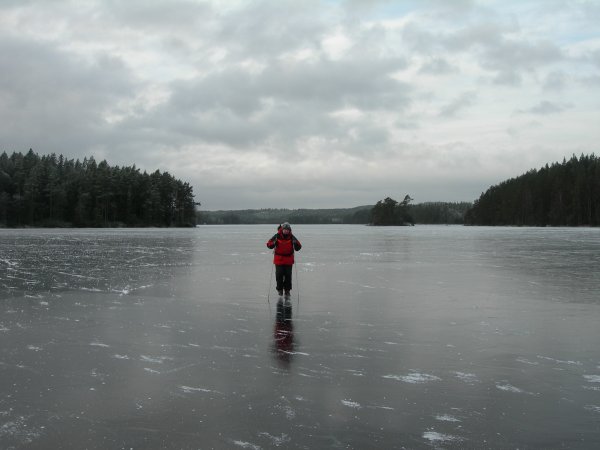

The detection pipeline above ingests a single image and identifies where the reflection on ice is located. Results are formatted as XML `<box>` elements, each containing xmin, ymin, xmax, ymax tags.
<box><xmin>272</xmin><ymin>298</ymin><xmax>295</xmax><ymax>365</ymax></box>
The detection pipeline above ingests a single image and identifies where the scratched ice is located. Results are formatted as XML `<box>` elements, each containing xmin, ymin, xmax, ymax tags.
<box><xmin>1</xmin><ymin>226</ymin><xmax>600</xmax><ymax>449</ymax></box>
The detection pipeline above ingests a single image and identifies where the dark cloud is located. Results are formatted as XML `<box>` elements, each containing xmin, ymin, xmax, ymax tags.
<box><xmin>0</xmin><ymin>35</ymin><xmax>137</xmax><ymax>156</ymax></box>
<box><xmin>104</xmin><ymin>0</ymin><xmax>213</xmax><ymax>30</ymax></box>
<box><xmin>439</xmin><ymin>92</ymin><xmax>477</xmax><ymax>117</ymax></box>
<box><xmin>213</xmin><ymin>1</ymin><xmax>326</xmax><ymax>60</ymax></box>
<box><xmin>481</xmin><ymin>39</ymin><xmax>563</xmax><ymax>85</ymax></box>
<box><xmin>136</xmin><ymin>55</ymin><xmax>410</xmax><ymax>154</ymax></box>
<box><xmin>521</xmin><ymin>101</ymin><xmax>570</xmax><ymax>115</ymax></box>
<box><xmin>403</xmin><ymin>19</ymin><xmax>563</xmax><ymax>85</ymax></box>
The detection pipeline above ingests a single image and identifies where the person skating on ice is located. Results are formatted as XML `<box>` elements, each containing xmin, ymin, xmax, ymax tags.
<box><xmin>266</xmin><ymin>222</ymin><xmax>302</xmax><ymax>297</ymax></box>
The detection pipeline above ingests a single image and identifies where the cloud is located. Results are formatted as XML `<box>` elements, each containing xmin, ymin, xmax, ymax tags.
<box><xmin>0</xmin><ymin>34</ymin><xmax>137</xmax><ymax>154</ymax></box>
<box><xmin>0</xmin><ymin>0</ymin><xmax>599</xmax><ymax>209</ymax></box>
<box><xmin>543</xmin><ymin>71</ymin><xmax>567</xmax><ymax>90</ymax></box>
<box><xmin>419</xmin><ymin>57</ymin><xmax>457</xmax><ymax>75</ymax></box>
<box><xmin>483</xmin><ymin>39</ymin><xmax>563</xmax><ymax>85</ymax></box>
<box><xmin>518</xmin><ymin>101</ymin><xmax>571</xmax><ymax>115</ymax></box>
<box><xmin>439</xmin><ymin>91</ymin><xmax>478</xmax><ymax>117</ymax></box>
<box><xmin>590</xmin><ymin>49</ymin><xmax>600</xmax><ymax>68</ymax></box>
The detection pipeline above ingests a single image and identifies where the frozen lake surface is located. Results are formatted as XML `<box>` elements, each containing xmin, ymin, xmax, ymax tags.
<box><xmin>1</xmin><ymin>225</ymin><xmax>600</xmax><ymax>449</ymax></box>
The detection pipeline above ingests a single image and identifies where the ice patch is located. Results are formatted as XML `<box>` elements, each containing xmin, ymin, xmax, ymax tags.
<box><xmin>367</xmin><ymin>405</ymin><xmax>394</xmax><ymax>411</ymax></box>
<box><xmin>583</xmin><ymin>375</ymin><xmax>600</xmax><ymax>383</ymax></box>
<box><xmin>343</xmin><ymin>353</ymin><xmax>366</xmax><ymax>359</ymax></box>
<box><xmin>0</xmin><ymin>325</ymin><xmax>8</xmax><ymax>332</ymax></box>
<box><xmin>274</xmin><ymin>404</ymin><xmax>295</xmax><ymax>420</ymax></box>
<box><xmin>584</xmin><ymin>405</ymin><xmax>600</xmax><ymax>413</ymax></box>
<box><xmin>26</xmin><ymin>345</ymin><xmax>42</xmax><ymax>352</ymax></box>
<box><xmin>0</xmin><ymin>415</ymin><xmax>43</xmax><ymax>445</ymax></box>
<box><xmin>0</xmin><ymin>258</ymin><xmax>17</xmax><ymax>267</ymax></box>
<box><xmin>232</xmin><ymin>440</ymin><xmax>261</xmax><ymax>450</ymax></box>
<box><xmin>341</xmin><ymin>400</ymin><xmax>361</xmax><ymax>409</ymax></box>
<box><xmin>57</xmin><ymin>271</ymin><xmax>98</xmax><ymax>279</ymax></box>
<box><xmin>384</xmin><ymin>341</ymin><xmax>399</xmax><ymax>345</ymax></box>
<box><xmin>423</xmin><ymin>431</ymin><xmax>462</xmax><ymax>443</ymax></box>
<box><xmin>180</xmin><ymin>386</ymin><xmax>214</xmax><ymax>394</ymax></box>
<box><xmin>435</xmin><ymin>414</ymin><xmax>461</xmax><ymax>422</ymax></box>
<box><xmin>537</xmin><ymin>355</ymin><xmax>582</xmax><ymax>366</ymax></box>
<box><xmin>140</xmin><ymin>355</ymin><xmax>172</xmax><ymax>364</ymax></box>
<box><xmin>134</xmin><ymin>284</ymin><xmax>153</xmax><ymax>290</ymax></box>
<box><xmin>144</xmin><ymin>368</ymin><xmax>160</xmax><ymax>374</ymax></box>
<box><xmin>90</xmin><ymin>342</ymin><xmax>110</xmax><ymax>348</ymax></box>
<box><xmin>454</xmin><ymin>372</ymin><xmax>479</xmax><ymax>383</ymax></box>
<box><xmin>383</xmin><ymin>372</ymin><xmax>441</xmax><ymax>384</ymax></box>
<box><xmin>496</xmin><ymin>383</ymin><xmax>531</xmax><ymax>394</ymax></box>
<box><xmin>113</xmin><ymin>354</ymin><xmax>129</xmax><ymax>360</ymax></box>
<box><xmin>90</xmin><ymin>368</ymin><xmax>106</xmax><ymax>379</ymax></box>
<box><xmin>516</xmin><ymin>357</ymin><xmax>539</xmax><ymax>365</ymax></box>
<box><xmin>113</xmin><ymin>286</ymin><xmax>131</xmax><ymax>295</ymax></box>
<box><xmin>258</xmin><ymin>432</ymin><xmax>290</xmax><ymax>447</ymax></box>
<box><xmin>279</xmin><ymin>351</ymin><xmax>309</xmax><ymax>356</ymax></box>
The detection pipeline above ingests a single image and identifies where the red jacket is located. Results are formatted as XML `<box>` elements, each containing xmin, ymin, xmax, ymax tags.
<box><xmin>266</xmin><ymin>230</ymin><xmax>302</xmax><ymax>265</ymax></box>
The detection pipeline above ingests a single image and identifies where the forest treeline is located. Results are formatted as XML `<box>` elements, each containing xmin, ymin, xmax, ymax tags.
<box><xmin>465</xmin><ymin>154</ymin><xmax>600</xmax><ymax>226</ymax></box>
<box><xmin>369</xmin><ymin>196</ymin><xmax>472</xmax><ymax>226</ymax></box>
<box><xmin>410</xmin><ymin>201</ymin><xmax>472</xmax><ymax>225</ymax></box>
<box><xmin>198</xmin><ymin>206</ymin><xmax>373</xmax><ymax>225</ymax></box>
<box><xmin>0</xmin><ymin>150</ymin><xmax>197</xmax><ymax>227</ymax></box>
<box><xmin>198</xmin><ymin>200</ymin><xmax>472</xmax><ymax>225</ymax></box>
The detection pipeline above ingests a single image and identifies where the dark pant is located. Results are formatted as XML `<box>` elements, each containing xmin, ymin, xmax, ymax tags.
<box><xmin>275</xmin><ymin>265</ymin><xmax>293</xmax><ymax>292</ymax></box>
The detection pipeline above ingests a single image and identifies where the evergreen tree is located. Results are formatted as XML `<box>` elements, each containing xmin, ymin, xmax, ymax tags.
<box><xmin>465</xmin><ymin>154</ymin><xmax>600</xmax><ymax>226</ymax></box>
<box><xmin>0</xmin><ymin>150</ymin><xmax>198</xmax><ymax>227</ymax></box>
<box><xmin>370</xmin><ymin>195</ymin><xmax>414</xmax><ymax>225</ymax></box>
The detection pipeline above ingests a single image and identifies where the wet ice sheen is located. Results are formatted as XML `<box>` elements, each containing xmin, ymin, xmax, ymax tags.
<box><xmin>1</xmin><ymin>225</ymin><xmax>600</xmax><ymax>449</ymax></box>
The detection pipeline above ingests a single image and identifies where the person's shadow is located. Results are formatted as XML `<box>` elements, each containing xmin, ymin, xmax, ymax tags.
<box><xmin>272</xmin><ymin>297</ymin><xmax>295</xmax><ymax>365</ymax></box>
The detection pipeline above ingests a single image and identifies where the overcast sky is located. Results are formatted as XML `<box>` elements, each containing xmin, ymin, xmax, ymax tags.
<box><xmin>1</xmin><ymin>0</ymin><xmax>599</xmax><ymax>209</ymax></box>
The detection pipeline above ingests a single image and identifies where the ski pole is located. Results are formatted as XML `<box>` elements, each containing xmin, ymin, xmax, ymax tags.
<box><xmin>294</xmin><ymin>257</ymin><xmax>300</xmax><ymax>305</ymax></box>
<box><xmin>267</xmin><ymin>262</ymin><xmax>274</xmax><ymax>305</ymax></box>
